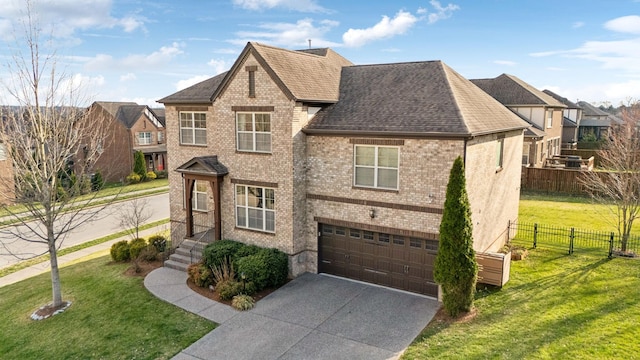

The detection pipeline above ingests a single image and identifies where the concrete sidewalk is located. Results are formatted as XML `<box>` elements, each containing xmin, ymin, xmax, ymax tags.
<box><xmin>0</xmin><ymin>224</ymin><xmax>168</xmax><ymax>288</ymax></box>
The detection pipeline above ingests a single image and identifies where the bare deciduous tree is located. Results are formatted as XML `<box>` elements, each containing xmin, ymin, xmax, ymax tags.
<box><xmin>0</xmin><ymin>2</ymin><xmax>112</xmax><ymax>310</ymax></box>
<box><xmin>117</xmin><ymin>198</ymin><xmax>153</xmax><ymax>240</ymax></box>
<box><xmin>581</xmin><ymin>101</ymin><xmax>640</xmax><ymax>253</ymax></box>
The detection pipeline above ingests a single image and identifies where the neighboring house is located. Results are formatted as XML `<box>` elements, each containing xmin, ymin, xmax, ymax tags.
<box><xmin>543</xmin><ymin>89</ymin><xmax>583</xmax><ymax>148</ymax></box>
<box><xmin>471</xmin><ymin>74</ymin><xmax>566</xmax><ymax>167</ymax></box>
<box><xmin>159</xmin><ymin>42</ymin><xmax>527</xmax><ymax>298</ymax></box>
<box><xmin>0</xmin><ymin>141</ymin><xmax>15</xmax><ymax>204</ymax></box>
<box><xmin>86</xmin><ymin>102</ymin><xmax>167</xmax><ymax>182</ymax></box>
<box><xmin>576</xmin><ymin>101</ymin><xmax>623</xmax><ymax>141</ymax></box>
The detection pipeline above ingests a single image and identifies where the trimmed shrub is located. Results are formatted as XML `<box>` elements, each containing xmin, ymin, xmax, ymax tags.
<box><xmin>236</xmin><ymin>248</ymin><xmax>288</xmax><ymax>291</ymax></box>
<box><xmin>91</xmin><ymin>170</ymin><xmax>104</xmax><ymax>191</ymax></box>
<box><xmin>126</xmin><ymin>173</ymin><xmax>141</xmax><ymax>184</ymax></box>
<box><xmin>234</xmin><ymin>244</ymin><xmax>261</xmax><ymax>260</ymax></box>
<box><xmin>129</xmin><ymin>238</ymin><xmax>148</xmax><ymax>259</ymax></box>
<box><xmin>110</xmin><ymin>240</ymin><xmax>131</xmax><ymax>262</ymax></box>
<box><xmin>154</xmin><ymin>170</ymin><xmax>168</xmax><ymax>179</ymax></box>
<box><xmin>231</xmin><ymin>294</ymin><xmax>255</xmax><ymax>311</ymax></box>
<box><xmin>202</xmin><ymin>240</ymin><xmax>245</xmax><ymax>268</ymax></box>
<box><xmin>148</xmin><ymin>235</ymin><xmax>167</xmax><ymax>253</ymax></box>
<box><xmin>217</xmin><ymin>280</ymin><xmax>243</xmax><ymax>300</ymax></box>
<box><xmin>187</xmin><ymin>262</ymin><xmax>213</xmax><ymax>288</ymax></box>
<box><xmin>137</xmin><ymin>245</ymin><xmax>158</xmax><ymax>262</ymax></box>
<box><xmin>146</xmin><ymin>171</ymin><xmax>157</xmax><ymax>180</ymax></box>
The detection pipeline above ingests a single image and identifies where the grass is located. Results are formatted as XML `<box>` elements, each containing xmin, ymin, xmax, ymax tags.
<box><xmin>519</xmin><ymin>191</ymin><xmax>640</xmax><ymax>235</ymax></box>
<box><xmin>0</xmin><ymin>178</ymin><xmax>168</xmax><ymax>219</ymax></box>
<box><xmin>404</xmin><ymin>192</ymin><xmax>640</xmax><ymax>359</ymax></box>
<box><xmin>0</xmin><ymin>218</ymin><xmax>170</xmax><ymax>278</ymax></box>
<box><xmin>403</xmin><ymin>249</ymin><xmax>640</xmax><ymax>359</ymax></box>
<box><xmin>0</xmin><ymin>255</ymin><xmax>215</xmax><ymax>359</ymax></box>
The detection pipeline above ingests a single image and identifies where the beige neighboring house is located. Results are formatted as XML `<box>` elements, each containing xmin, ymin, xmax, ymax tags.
<box><xmin>543</xmin><ymin>89</ymin><xmax>583</xmax><ymax>148</ymax></box>
<box><xmin>86</xmin><ymin>102</ymin><xmax>167</xmax><ymax>182</ymax></box>
<box><xmin>159</xmin><ymin>42</ymin><xmax>527</xmax><ymax>298</ymax></box>
<box><xmin>472</xmin><ymin>74</ymin><xmax>566</xmax><ymax>167</ymax></box>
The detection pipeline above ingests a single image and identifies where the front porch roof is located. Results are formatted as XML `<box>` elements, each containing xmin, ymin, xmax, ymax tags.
<box><xmin>133</xmin><ymin>144</ymin><xmax>167</xmax><ymax>154</ymax></box>
<box><xmin>176</xmin><ymin>156</ymin><xmax>229</xmax><ymax>176</ymax></box>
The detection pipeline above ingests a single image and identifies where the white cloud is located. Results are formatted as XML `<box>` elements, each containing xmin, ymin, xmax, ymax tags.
<box><xmin>493</xmin><ymin>60</ymin><xmax>517</xmax><ymax>66</ymax></box>
<box><xmin>604</xmin><ymin>15</ymin><xmax>640</xmax><ymax>34</ymax></box>
<box><xmin>0</xmin><ymin>0</ymin><xmax>147</xmax><ymax>41</ymax></box>
<box><xmin>120</xmin><ymin>73</ymin><xmax>137</xmax><ymax>82</ymax></box>
<box><xmin>208</xmin><ymin>59</ymin><xmax>228</xmax><ymax>75</ymax></box>
<box><xmin>85</xmin><ymin>43</ymin><xmax>184</xmax><ymax>71</ymax></box>
<box><xmin>176</xmin><ymin>75</ymin><xmax>211</xmax><ymax>91</ymax></box>
<box><xmin>230</xmin><ymin>18</ymin><xmax>340</xmax><ymax>48</ymax></box>
<box><xmin>343</xmin><ymin>10</ymin><xmax>418</xmax><ymax>47</ymax></box>
<box><xmin>232</xmin><ymin>0</ymin><xmax>327</xmax><ymax>13</ymax></box>
<box><xmin>572</xmin><ymin>21</ymin><xmax>585</xmax><ymax>29</ymax></box>
<box><xmin>426</xmin><ymin>0</ymin><xmax>460</xmax><ymax>24</ymax></box>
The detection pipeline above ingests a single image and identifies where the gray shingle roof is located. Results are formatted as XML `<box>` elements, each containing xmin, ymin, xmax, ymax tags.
<box><xmin>578</xmin><ymin>101</ymin><xmax>623</xmax><ymax>125</ymax></box>
<box><xmin>543</xmin><ymin>89</ymin><xmax>580</xmax><ymax>108</ymax></box>
<box><xmin>158</xmin><ymin>72</ymin><xmax>228</xmax><ymax>104</ymax></box>
<box><xmin>305</xmin><ymin>61</ymin><xmax>528</xmax><ymax>137</ymax></box>
<box><xmin>95</xmin><ymin>101</ymin><xmax>137</xmax><ymax>117</ymax></box>
<box><xmin>176</xmin><ymin>156</ymin><xmax>229</xmax><ymax>176</ymax></box>
<box><xmin>471</xmin><ymin>74</ymin><xmax>566</xmax><ymax>108</ymax></box>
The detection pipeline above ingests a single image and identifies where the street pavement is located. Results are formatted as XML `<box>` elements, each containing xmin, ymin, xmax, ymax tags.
<box><xmin>0</xmin><ymin>191</ymin><xmax>169</xmax><ymax>269</ymax></box>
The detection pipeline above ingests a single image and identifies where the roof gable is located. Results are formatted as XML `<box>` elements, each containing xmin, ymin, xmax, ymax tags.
<box><xmin>176</xmin><ymin>156</ymin><xmax>229</xmax><ymax>176</ymax></box>
<box><xmin>305</xmin><ymin>61</ymin><xmax>527</xmax><ymax>137</ymax></box>
<box><xmin>158</xmin><ymin>72</ymin><xmax>228</xmax><ymax>104</ymax></box>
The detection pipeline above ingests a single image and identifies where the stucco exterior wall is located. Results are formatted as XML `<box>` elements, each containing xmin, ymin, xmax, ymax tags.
<box><xmin>465</xmin><ymin>130</ymin><xmax>523</xmax><ymax>252</ymax></box>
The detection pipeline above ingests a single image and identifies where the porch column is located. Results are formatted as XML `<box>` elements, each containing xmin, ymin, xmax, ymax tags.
<box><xmin>184</xmin><ymin>177</ymin><xmax>194</xmax><ymax>238</ymax></box>
<box><xmin>212</xmin><ymin>176</ymin><xmax>223</xmax><ymax>241</ymax></box>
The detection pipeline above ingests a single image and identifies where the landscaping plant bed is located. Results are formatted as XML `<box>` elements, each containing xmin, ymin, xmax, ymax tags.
<box><xmin>186</xmin><ymin>278</ymin><xmax>283</xmax><ymax>306</ymax></box>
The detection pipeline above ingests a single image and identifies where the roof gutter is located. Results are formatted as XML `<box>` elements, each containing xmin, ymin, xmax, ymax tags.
<box><xmin>302</xmin><ymin>125</ymin><xmax>528</xmax><ymax>139</ymax></box>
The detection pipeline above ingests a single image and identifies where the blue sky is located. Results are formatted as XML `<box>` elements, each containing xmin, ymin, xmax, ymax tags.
<box><xmin>1</xmin><ymin>0</ymin><xmax>639</xmax><ymax>107</ymax></box>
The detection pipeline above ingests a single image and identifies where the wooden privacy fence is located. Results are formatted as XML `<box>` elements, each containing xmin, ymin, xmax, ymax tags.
<box><xmin>521</xmin><ymin>167</ymin><xmax>591</xmax><ymax>194</ymax></box>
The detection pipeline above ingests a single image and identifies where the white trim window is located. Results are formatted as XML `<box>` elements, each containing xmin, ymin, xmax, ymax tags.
<box><xmin>354</xmin><ymin>145</ymin><xmax>399</xmax><ymax>190</ymax></box>
<box><xmin>180</xmin><ymin>112</ymin><xmax>207</xmax><ymax>145</ymax></box>
<box><xmin>236</xmin><ymin>112</ymin><xmax>271</xmax><ymax>152</ymax></box>
<box><xmin>496</xmin><ymin>138</ymin><xmax>504</xmax><ymax>169</ymax></box>
<box><xmin>192</xmin><ymin>180</ymin><xmax>208</xmax><ymax>212</ymax></box>
<box><xmin>138</xmin><ymin>132</ymin><xmax>152</xmax><ymax>145</ymax></box>
<box><xmin>546</xmin><ymin>109</ymin><xmax>553</xmax><ymax>128</ymax></box>
<box><xmin>235</xmin><ymin>185</ymin><xmax>275</xmax><ymax>232</ymax></box>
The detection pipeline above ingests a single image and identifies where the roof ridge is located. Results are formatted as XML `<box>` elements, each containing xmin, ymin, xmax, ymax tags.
<box><xmin>250</xmin><ymin>42</ymin><xmax>329</xmax><ymax>58</ymax></box>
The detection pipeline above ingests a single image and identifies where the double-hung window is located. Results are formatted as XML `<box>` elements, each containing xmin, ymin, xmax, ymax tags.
<box><xmin>236</xmin><ymin>113</ymin><xmax>271</xmax><ymax>152</ymax></box>
<box><xmin>546</xmin><ymin>109</ymin><xmax>553</xmax><ymax>128</ymax></box>
<box><xmin>235</xmin><ymin>185</ymin><xmax>275</xmax><ymax>232</ymax></box>
<box><xmin>138</xmin><ymin>132</ymin><xmax>152</xmax><ymax>145</ymax></box>
<box><xmin>180</xmin><ymin>112</ymin><xmax>207</xmax><ymax>145</ymax></box>
<box><xmin>192</xmin><ymin>180</ymin><xmax>208</xmax><ymax>212</ymax></box>
<box><xmin>354</xmin><ymin>145</ymin><xmax>399</xmax><ymax>190</ymax></box>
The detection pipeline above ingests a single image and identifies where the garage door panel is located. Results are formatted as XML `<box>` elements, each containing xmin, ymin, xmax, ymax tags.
<box><xmin>319</xmin><ymin>223</ymin><xmax>438</xmax><ymax>298</ymax></box>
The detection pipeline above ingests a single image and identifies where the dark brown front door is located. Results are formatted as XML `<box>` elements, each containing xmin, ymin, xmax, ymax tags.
<box><xmin>319</xmin><ymin>224</ymin><xmax>438</xmax><ymax>297</ymax></box>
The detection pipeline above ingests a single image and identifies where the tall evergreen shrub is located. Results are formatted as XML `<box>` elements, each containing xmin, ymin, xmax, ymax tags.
<box><xmin>433</xmin><ymin>156</ymin><xmax>478</xmax><ymax>317</ymax></box>
<box><xmin>133</xmin><ymin>150</ymin><xmax>146</xmax><ymax>181</ymax></box>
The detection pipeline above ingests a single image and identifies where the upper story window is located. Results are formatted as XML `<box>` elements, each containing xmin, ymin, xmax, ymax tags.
<box><xmin>0</xmin><ymin>143</ymin><xmax>6</xmax><ymax>160</ymax></box>
<box><xmin>192</xmin><ymin>180</ymin><xmax>208</xmax><ymax>212</ymax></box>
<box><xmin>138</xmin><ymin>132</ymin><xmax>152</xmax><ymax>145</ymax></box>
<box><xmin>180</xmin><ymin>112</ymin><xmax>206</xmax><ymax>146</ymax></box>
<box><xmin>157</xmin><ymin>131</ymin><xmax>164</xmax><ymax>143</ymax></box>
<box><xmin>236</xmin><ymin>112</ymin><xmax>271</xmax><ymax>153</ymax></box>
<box><xmin>354</xmin><ymin>145</ymin><xmax>399</xmax><ymax>190</ymax></box>
<box><xmin>235</xmin><ymin>184</ymin><xmax>275</xmax><ymax>232</ymax></box>
<box><xmin>546</xmin><ymin>109</ymin><xmax>553</xmax><ymax>128</ymax></box>
<box><xmin>496</xmin><ymin>138</ymin><xmax>504</xmax><ymax>169</ymax></box>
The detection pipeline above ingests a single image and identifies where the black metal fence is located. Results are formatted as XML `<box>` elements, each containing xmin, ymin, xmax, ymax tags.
<box><xmin>508</xmin><ymin>221</ymin><xmax>640</xmax><ymax>258</ymax></box>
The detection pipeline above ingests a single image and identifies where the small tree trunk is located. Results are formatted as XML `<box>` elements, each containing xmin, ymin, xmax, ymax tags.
<box><xmin>622</xmin><ymin>233</ymin><xmax>629</xmax><ymax>253</ymax></box>
<box><xmin>49</xmin><ymin>237</ymin><xmax>63</xmax><ymax>307</ymax></box>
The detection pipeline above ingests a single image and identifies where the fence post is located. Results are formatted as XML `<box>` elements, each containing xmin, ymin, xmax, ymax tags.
<box><xmin>569</xmin><ymin>228</ymin><xmax>575</xmax><ymax>255</ymax></box>
<box><xmin>609</xmin><ymin>232</ymin><xmax>614</xmax><ymax>259</ymax></box>
<box><xmin>533</xmin><ymin>223</ymin><xmax>538</xmax><ymax>248</ymax></box>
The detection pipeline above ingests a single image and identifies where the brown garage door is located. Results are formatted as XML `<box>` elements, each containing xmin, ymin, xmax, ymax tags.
<box><xmin>318</xmin><ymin>224</ymin><xmax>439</xmax><ymax>297</ymax></box>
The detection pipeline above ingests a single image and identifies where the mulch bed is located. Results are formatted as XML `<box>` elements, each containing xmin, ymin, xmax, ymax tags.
<box><xmin>186</xmin><ymin>278</ymin><xmax>281</xmax><ymax>306</ymax></box>
<box><xmin>429</xmin><ymin>306</ymin><xmax>478</xmax><ymax>325</ymax></box>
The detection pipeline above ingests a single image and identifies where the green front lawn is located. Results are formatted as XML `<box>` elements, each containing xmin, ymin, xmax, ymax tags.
<box><xmin>0</xmin><ymin>255</ymin><xmax>214</xmax><ymax>359</ymax></box>
<box><xmin>403</xmin><ymin>249</ymin><xmax>640</xmax><ymax>359</ymax></box>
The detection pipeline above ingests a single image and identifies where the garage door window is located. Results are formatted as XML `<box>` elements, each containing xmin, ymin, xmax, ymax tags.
<box><xmin>393</xmin><ymin>236</ymin><xmax>405</xmax><ymax>245</ymax></box>
<box><xmin>354</xmin><ymin>145</ymin><xmax>399</xmax><ymax>190</ymax></box>
<box><xmin>349</xmin><ymin>229</ymin><xmax>361</xmax><ymax>239</ymax></box>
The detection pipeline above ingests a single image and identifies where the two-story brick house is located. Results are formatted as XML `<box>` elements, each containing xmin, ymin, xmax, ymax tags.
<box><xmin>471</xmin><ymin>74</ymin><xmax>566</xmax><ymax>167</ymax></box>
<box><xmin>159</xmin><ymin>42</ymin><xmax>527</xmax><ymax>297</ymax></box>
<box><xmin>86</xmin><ymin>102</ymin><xmax>167</xmax><ymax>182</ymax></box>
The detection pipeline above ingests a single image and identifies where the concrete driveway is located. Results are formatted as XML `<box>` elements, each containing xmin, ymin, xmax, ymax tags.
<box><xmin>164</xmin><ymin>272</ymin><xmax>440</xmax><ymax>360</ymax></box>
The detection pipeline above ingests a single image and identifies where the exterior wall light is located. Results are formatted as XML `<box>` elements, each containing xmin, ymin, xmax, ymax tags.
<box><xmin>369</xmin><ymin>208</ymin><xmax>376</xmax><ymax>219</ymax></box>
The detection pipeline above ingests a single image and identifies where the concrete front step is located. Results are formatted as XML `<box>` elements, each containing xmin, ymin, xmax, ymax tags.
<box><xmin>175</xmin><ymin>247</ymin><xmax>203</xmax><ymax>260</ymax></box>
<box><xmin>164</xmin><ymin>259</ymin><xmax>189</xmax><ymax>272</ymax></box>
<box><xmin>163</xmin><ymin>239</ymin><xmax>209</xmax><ymax>272</ymax></box>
